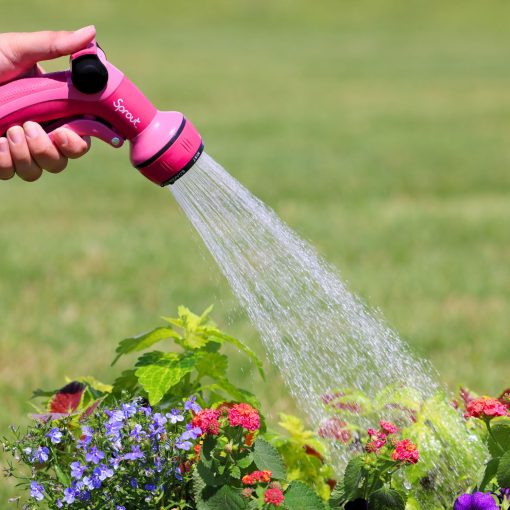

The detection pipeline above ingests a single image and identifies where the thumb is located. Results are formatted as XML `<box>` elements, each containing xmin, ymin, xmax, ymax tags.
<box><xmin>2</xmin><ymin>26</ymin><xmax>96</xmax><ymax>73</ymax></box>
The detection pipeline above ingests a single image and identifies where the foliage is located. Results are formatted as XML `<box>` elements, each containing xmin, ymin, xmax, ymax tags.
<box><xmin>268</xmin><ymin>413</ymin><xmax>335</xmax><ymax>501</ymax></box>
<box><xmin>2</xmin><ymin>307</ymin><xmax>328</xmax><ymax>509</ymax></box>
<box><xmin>451</xmin><ymin>391</ymin><xmax>510</xmax><ymax>509</ymax></box>
<box><xmin>327</xmin><ymin>420</ymin><xmax>416</xmax><ymax>510</ymax></box>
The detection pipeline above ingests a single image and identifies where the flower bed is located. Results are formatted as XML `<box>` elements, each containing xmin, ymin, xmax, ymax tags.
<box><xmin>3</xmin><ymin>307</ymin><xmax>510</xmax><ymax>509</ymax></box>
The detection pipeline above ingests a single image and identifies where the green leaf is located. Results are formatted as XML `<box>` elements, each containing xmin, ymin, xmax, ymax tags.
<box><xmin>253</xmin><ymin>437</ymin><xmax>286</xmax><ymax>479</ymax></box>
<box><xmin>197</xmin><ymin>459</ymin><xmax>229</xmax><ymax>487</ymax></box>
<box><xmin>368</xmin><ymin>487</ymin><xmax>406</xmax><ymax>510</ymax></box>
<box><xmin>284</xmin><ymin>481</ymin><xmax>325</xmax><ymax>510</ymax></box>
<box><xmin>207</xmin><ymin>330</ymin><xmax>264</xmax><ymax>380</ymax></box>
<box><xmin>230</xmin><ymin>465</ymin><xmax>241</xmax><ymax>479</ymax></box>
<box><xmin>480</xmin><ymin>457</ymin><xmax>499</xmax><ymax>491</ymax></box>
<box><xmin>110</xmin><ymin>369</ymin><xmax>139</xmax><ymax>398</ymax></box>
<box><xmin>328</xmin><ymin>481</ymin><xmax>346</xmax><ymax>508</ymax></box>
<box><xmin>497</xmin><ymin>449</ymin><xmax>510</xmax><ymax>487</ymax></box>
<box><xmin>134</xmin><ymin>351</ymin><xmax>196</xmax><ymax>405</ymax></box>
<box><xmin>76</xmin><ymin>376</ymin><xmax>112</xmax><ymax>394</ymax></box>
<box><xmin>488</xmin><ymin>418</ymin><xmax>510</xmax><ymax>457</ymax></box>
<box><xmin>196</xmin><ymin>352</ymin><xmax>229</xmax><ymax>380</ymax></box>
<box><xmin>54</xmin><ymin>464</ymin><xmax>70</xmax><ymax>486</ymax></box>
<box><xmin>237</xmin><ymin>453</ymin><xmax>254</xmax><ymax>469</ymax></box>
<box><xmin>205</xmin><ymin>379</ymin><xmax>260</xmax><ymax>409</ymax></box>
<box><xmin>343</xmin><ymin>457</ymin><xmax>365</xmax><ymax>501</ymax></box>
<box><xmin>203</xmin><ymin>485</ymin><xmax>248</xmax><ymax>510</ymax></box>
<box><xmin>112</xmin><ymin>327</ymin><xmax>180</xmax><ymax>365</ymax></box>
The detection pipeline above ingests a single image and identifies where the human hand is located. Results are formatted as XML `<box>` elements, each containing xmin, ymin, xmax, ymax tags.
<box><xmin>0</xmin><ymin>27</ymin><xmax>96</xmax><ymax>181</ymax></box>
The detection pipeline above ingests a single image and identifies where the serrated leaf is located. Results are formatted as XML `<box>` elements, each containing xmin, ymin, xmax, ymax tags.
<box><xmin>284</xmin><ymin>480</ymin><xmax>325</xmax><ymax>510</ymax></box>
<box><xmin>480</xmin><ymin>457</ymin><xmax>499</xmax><ymax>491</ymax></box>
<box><xmin>204</xmin><ymin>485</ymin><xmax>248</xmax><ymax>510</ymax></box>
<box><xmin>206</xmin><ymin>378</ymin><xmax>260</xmax><ymax>409</ymax></box>
<box><xmin>488</xmin><ymin>418</ymin><xmax>510</xmax><ymax>457</ymax></box>
<box><xmin>197</xmin><ymin>460</ymin><xmax>229</xmax><ymax>487</ymax></box>
<box><xmin>111</xmin><ymin>369</ymin><xmax>139</xmax><ymax>398</ymax></box>
<box><xmin>112</xmin><ymin>327</ymin><xmax>180</xmax><ymax>365</ymax></box>
<box><xmin>237</xmin><ymin>453</ymin><xmax>254</xmax><ymax>469</ymax></box>
<box><xmin>497</xmin><ymin>449</ymin><xmax>510</xmax><ymax>487</ymax></box>
<box><xmin>207</xmin><ymin>330</ymin><xmax>264</xmax><ymax>380</ymax></box>
<box><xmin>343</xmin><ymin>456</ymin><xmax>364</xmax><ymax>500</ymax></box>
<box><xmin>368</xmin><ymin>487</ymin><xmax>406</xmax><ymax>510</ymax></box>
<box><xmin>230</xmin><ymin>465</ymin><xmax>241</xmax><ymax>479</ymax></box>
<box><xmin>135</xmin><ymin>352</ymin><xmax>196</xmax><ymax>405</ymax></box>
<box><xmin>253</xmin><ymin>437</ymin><xmax>286</xmax><ymax>479</ymax></box>
<box><xmin>196</xmin><ymin>352</ymin><xmax>229</xmax><ymax>380</ymax></box>
<box><xmin>329</xmin><ymin>481</ymin><xmax>346</xmax><ymax>508</ymax></box>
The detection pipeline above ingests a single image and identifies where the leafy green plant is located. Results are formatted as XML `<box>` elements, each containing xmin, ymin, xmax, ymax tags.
<box><xmin>110</xmin><ymin>306</ymin><xmax>264</xmax><ymax>408</ymax></box>
<box><xmin>268</xmin><ymin>413</ymin><xmax>335</xmax><ymax>501</ymax></box>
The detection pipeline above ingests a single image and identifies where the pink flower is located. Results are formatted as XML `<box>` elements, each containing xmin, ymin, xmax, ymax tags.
<box><xmin>264</xmin><ymin>487</ymin><xmax>284</xmax><ymax>506</ymax></box>
<box><xmin>464</xmin><ymin>397</ymin><xmax>508</xmax><ymax>420</ymax></box>
<box><xmin>191</xmin><ymin>409</ymin><xmax>221</xmax><ymax>436</ymax></box>
<box><xmin>391</xmin><ymin>439</ymin><xmax>419</xmax><ymax>464</ymax></box>
<box><xmin>318</xmin><ymin>417</ymin><xmax>351</xmax><ymax>443</ymax></box>
<box><xmin>379</xmin><ymin>420</ymin><xmax>398</xmax><ymax>435</ymax></box>
<box><xmin>227</xmin><ymin>403</ymin><xmax>260</xmax><ymax>431</ymax></box>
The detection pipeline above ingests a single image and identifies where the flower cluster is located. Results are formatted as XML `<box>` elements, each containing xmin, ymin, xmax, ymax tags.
<box><xmin>241</xmin><ymin>471</ymin><xmax>284</xmax><ymax>507</ymax></box>
<box><xmin>5</xmin><ymin>397</ymin><xmax>203</xmax><ymax>508</ymax></box>
<box><xmin>464</xmin><ymin>397</ymin><xmax>509</xmax><ymax>421</ymax></box>
<box><xmin>364</xmin><ymin>420</ymin><xmax>419</xmax><ymax>465</ymax></box>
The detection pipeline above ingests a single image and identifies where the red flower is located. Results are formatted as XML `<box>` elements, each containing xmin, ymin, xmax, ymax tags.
<box><xmin>318</xmin><ymin>417</ymin><xmax>351</xmax><ymax>443</ymax></box>
<box><xmin>391</xmin><ymin>439</ymin><xmax>419</xmax><ymax>464</ymax></box>
<box><xmin>366</xmin><ymin>428</ymin><xmax>387</xmax><ymax>454</ymax></box>
<box><xmin>264</xmin><ymin>487</ymin><xmax>284</xmax><ymax>506</ymax></box>
<box><xmin>379</xmin><ymin>420</ymin><xmax>398</xmax><ymax>435</ymax></box>
<box><xmin>464</xmin><ymin>397</ymin><xmax>508</xmax><ymax>420</ymax></box>
<box><xmin>242</xmin><ymin>470</ymin><xmax>272</xmax><ymax>485</ymax></box>
<box><xmin>192</xmin><ymin>409</ymin><xmax>221</xmax><ymax>435</ymax></box>
<box><xmin>227</xmin><ymin>403</ymin><xmax>260</xmax><ymax>431</ymax></box>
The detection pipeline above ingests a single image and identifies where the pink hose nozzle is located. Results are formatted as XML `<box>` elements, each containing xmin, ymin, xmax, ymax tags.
<box><xmin>0</xmin><ymin>39</ymin><xmax>203</xmax><ymax>186</ymax></box>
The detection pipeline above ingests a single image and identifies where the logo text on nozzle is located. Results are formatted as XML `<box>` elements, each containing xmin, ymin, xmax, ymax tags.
<box><xmin>113</xmin><ymin>98</ymin><xmax>141</xmax><ymax>128</ymax></box>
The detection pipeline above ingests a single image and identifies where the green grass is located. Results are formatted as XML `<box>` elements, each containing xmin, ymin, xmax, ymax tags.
<box><xmin>2</xmin><ymin>0</ymin><xmax>510</xmax><ymax>499</ymax></box>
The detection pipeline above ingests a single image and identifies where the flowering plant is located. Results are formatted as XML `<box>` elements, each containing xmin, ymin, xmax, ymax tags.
<box><xmin>2</xmin><ymin>307</ymin><xmax>331</xmax><ymax>509</ymax></box>
<box><xmin>328</xmin><ymin>420</ymin><xmax>418</xmax><ymax>510</ymax></box>
<box><xmin>4</xmin><ymin>397</ymin><xmax>203</xmax><ymax>509</ymax></box>
<box><xmin>452</xmin><ymin>391</ymin><xmax>510</xmax><ymax>509</ymax></box>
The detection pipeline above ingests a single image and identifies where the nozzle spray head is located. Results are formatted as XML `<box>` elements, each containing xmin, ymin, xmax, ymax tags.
<box><xmin>130</xmin><ymin>111</ymin><xmax>204</xmax><ymax>186</ymax></box>
<box><xmin>0</xmin><ymin>38</ymin><xmax>203</xmax><ymax>186</ymax></box>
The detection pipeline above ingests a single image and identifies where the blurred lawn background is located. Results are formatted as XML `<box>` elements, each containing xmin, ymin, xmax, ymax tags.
<box><xmin>2</xmin><ymin>0</ymin><xmax>510</xmax><ymax>499</ymax></box>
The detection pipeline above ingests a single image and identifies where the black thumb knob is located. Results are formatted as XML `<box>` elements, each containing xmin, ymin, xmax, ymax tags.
<box><xmin>71</xmin><ymin>55</ymin><xmax>108</xmax><ymax>94</ymax></box>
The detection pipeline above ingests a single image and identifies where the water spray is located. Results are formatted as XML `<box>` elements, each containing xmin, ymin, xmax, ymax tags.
<box><xmin>0</xmin><ymin>39</ymin><xmax>203</xmax><ymax>185</ymax></box>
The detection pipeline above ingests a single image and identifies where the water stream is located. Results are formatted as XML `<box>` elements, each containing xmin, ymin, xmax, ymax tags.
<box><xmin>170</xmin><ymin>152</ymin><xmax>485</xmax><ymax>506</ymax></box>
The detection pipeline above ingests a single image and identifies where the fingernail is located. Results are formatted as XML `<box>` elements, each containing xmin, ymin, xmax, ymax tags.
<box><xmin>24</xmin><ymin>121</ymin><xmax>41</xmax><ymax>139</ymax></box>
<box><xmin>75</xmin><ymin>25</ymin><xmax>96</xmax><ymax>36</ymax></box>
<box><xmin>54</xmin><ymin>130</ymin><xmax>68</xmax><ymax>146</ymax></box>
<box><xmin>7</xmin><ymin>126</ymin><xmax>23</xmax><ymax>144</ymax></box>
<box><xmin>0</xmin><ymin>137</ymin><xmax>8</xmax><ymax>153</ymax></box>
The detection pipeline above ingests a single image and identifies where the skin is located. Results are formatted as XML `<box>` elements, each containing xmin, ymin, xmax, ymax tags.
<box><xmin>0</xmin><ymin>26</ymin><xmax>97</xmax><ymax>181</ymax></box>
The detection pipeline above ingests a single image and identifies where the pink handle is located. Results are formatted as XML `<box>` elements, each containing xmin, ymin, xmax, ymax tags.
<box><xmin>46</xmin><ymin>119</ymin><xmax>124</xmax><ymax>148</ymax></box>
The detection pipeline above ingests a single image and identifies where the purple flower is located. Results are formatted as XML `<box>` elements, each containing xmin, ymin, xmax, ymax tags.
<box><xmin>56</xmin><ymin>500</ymin><xmax>63</xmax><ymax>508</ymax></box>
<box><xmin>184</xmin><ymin>396</ymin><xmax>201</xmax><ymax>413</ymax></box>
<box><xmin>93</xmin><ymin>464</ymin><xmax>114</xmax><ymax>481</ymax></box>
<box><xmin>124</xmin><ymin>445</ymin><xmax>144</xmax><ymax>461</ymax></box>
<box><xmin>454</xmin><ymin>492</ymin><xmax>499</xmax><ymax>510</ymax></box>
<box><xmin>63</xmin><ymin>487</ymin><xmax>76</xmax><ymax>505</ymax></box>
<box><xmin>145</xmin><ymin>483</ymin><xmax>157</xmax><ymax>491</ymax></box>
<box><xmin>130</xmin><ymin>477</ymin><xmax>138</xmax><ymax>488</ymax></box>
<box><xmin>70</xmin><ymin>461</ymin><xmax>87</xmax><ymax>479</ymax></box>
<box><xmin>121</xmin><ymin>401</ymin><xmax>138</xmax><ymax>418</ymax></box>
<box><xmin>180</xmin><ymin>423</ymin><xmax>202</xmax><ymax>441</ymax></box>
<box><xmin>46</xmin><ymin>427</ymin><xmax>63</xmax><ymax>444</ymax></box>
<box><xmin>167</xmin><ymin>409</ymin><xmax>184</xmax><ymax>424</ymax></box>
<box><xmin>30</xmin><ymin>481</ymin><xmax>45</xmax><ymax>501</ymax></box>
<box><xmin>33</xmin><ymin>446</ymin><xmax>50</xmax><ymax>463</ymax></box>
<box><xmin>175</xmin><ymin>439</ymin><xmax>193</xmax><ymax>451</ymax></box>
<box><xmin>130</xmin><ymin>423</ymin><xmax>145</xmax><ymax>441</ymax></box>
<box><xmin>140</xmin><ymin>405</ymin><xmax>153</xmax><ymax>417</ymax></box>
<box><xmin>85</xmin><ymin>446</ymin><xmax>105</xmax><ymax>464</ymax></box>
